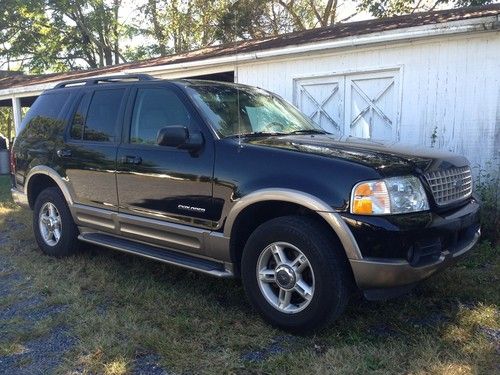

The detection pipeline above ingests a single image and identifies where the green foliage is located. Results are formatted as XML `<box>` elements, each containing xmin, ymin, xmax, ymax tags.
<box><xmin>357</xmin><ymin>0</ymin><xmax>496</xmax><ymax>18</ymax></box>
<box><xmin>461</xmin><ymin>239</ymin><xmax>498</xmax><ymax>268</ymax></box>
<box><xmin>0</xmin><ymin>108</ymin><xmax>13</xmax><ymax>141</ymax></box>
<box><xmin>0</xmin><ymin>176</ymin><xmax>12</xmax><ymax>202</ymax></box>
<box><xmin>473</xmin><ymin>160</ymin><xmax>499</xmax><ymax>245</ymax></box>
<box><xmin>0</xmin><ymin>0</ymin><xmax>134</xmax><ymax>72</ymax></box>
<box><xmin>216</xmin><ymin>0</ymin><xmax>274</xmax><ymax>42</ymax></box>
<box><xmin>215</xmin><ymin>0</ymin><xmax>321</xmax><ymax>42</ymax></box>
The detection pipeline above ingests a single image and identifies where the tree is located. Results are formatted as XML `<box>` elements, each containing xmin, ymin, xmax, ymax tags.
<box><xmin>215</xmin><ymin>0</ymin><xmax>356</xmax><ymax>44</ymax></box>
<box><xmin>276</xmin><ymin>0</ymin><xmax>339</xmax><ymax>29</ymax></box>
<box><xmin>47</xmin><ymin>0</ymin><xmax>128</xmax><ymax>68</ymax></box>
<box><xmin>0</xmin><ymin>108</ymin><xmax>12</xmax><ymax>140</ymax></box>
<box><xmin>139</xmin><ymin>0</ymin><xmax>230</xmax><ymax>55</ymax></box>
<box><xmin>0</xmin><ymin>0</ymin><xmax>62</xmax><ymax>72</ymax></box>
<box><xmin>215</xmin><ymin>0</ymin><xmax>280</xmax><ymax>42</ymax></box>
<box><xmin>358</xmin><ymin>0</ymin><xmax>496</xmax><ymax>18</ymax></box>
<box><xmin>0</xmin><ymin>0</ymin><xmax>131</xmax><ymax>72</ymax></box>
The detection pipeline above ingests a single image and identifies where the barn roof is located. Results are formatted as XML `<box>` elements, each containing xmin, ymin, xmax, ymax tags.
<box><xmin>1</xmin><ymin>3</ymin><xmax>499</xmax><ymax>91</ymax></box>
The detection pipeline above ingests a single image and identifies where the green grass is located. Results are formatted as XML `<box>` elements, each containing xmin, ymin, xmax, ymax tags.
<box><xmin>0</xmin><ymin>175</ymin><xmax>12</xmax><ymax>203</ymax></box>
<box><xmin>0</xmin><ymin>176</ymin><xmax>498</xmax><ymax>374</ymax></box>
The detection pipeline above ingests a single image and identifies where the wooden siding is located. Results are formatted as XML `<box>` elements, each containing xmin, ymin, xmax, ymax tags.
<box><xmin>237</xmin><ymin>32</ymin><xmax>500</xmax><ymax>171</ymax></box>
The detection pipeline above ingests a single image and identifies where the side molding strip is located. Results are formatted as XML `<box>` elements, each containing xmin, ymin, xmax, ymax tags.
<box><xmin>223</xmin><ymin>188</ymin><xmax>363</xmax><ymax>260</ymax></box>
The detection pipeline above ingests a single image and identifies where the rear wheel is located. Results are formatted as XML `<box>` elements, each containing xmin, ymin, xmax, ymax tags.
<box><xmin>33</xmin><ymin>187</ymin><xmax>81</xmax><ymax>257</ymax></box>
<box><xmin>241</xmin><ymin>216</ymin><xmax>351</xmax><ymax>333</ymax></box>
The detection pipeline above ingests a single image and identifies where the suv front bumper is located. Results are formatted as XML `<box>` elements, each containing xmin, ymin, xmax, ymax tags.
<box><xmin>343</xmin><ymin>199</ymin><xmax>480</xmax><ymax>299</ymax></box>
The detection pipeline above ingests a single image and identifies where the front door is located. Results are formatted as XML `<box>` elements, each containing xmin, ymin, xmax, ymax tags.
<box><xmin>116</xmin><ymin>85</ymin><xmax>215</xmax><ymax>253</ymax></box>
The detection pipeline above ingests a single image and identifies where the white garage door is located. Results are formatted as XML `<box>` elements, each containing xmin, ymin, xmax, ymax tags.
<box><xmin>294</xmin><ymin>69</ymin><xmax>400</xmax><ymax>140</ymax></box>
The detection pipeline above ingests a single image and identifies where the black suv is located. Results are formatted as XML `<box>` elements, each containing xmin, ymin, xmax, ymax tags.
<box><xmin>11</xmin><ymin>74</ymin><xmax>480</xmax><ymax>332</ymax></box>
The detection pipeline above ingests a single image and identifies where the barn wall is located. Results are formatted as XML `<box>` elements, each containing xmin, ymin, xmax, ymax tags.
<box><xmin>237</xmin><ymin>32</ymin><xmax>500</xmax><ymax>171</ymax></box>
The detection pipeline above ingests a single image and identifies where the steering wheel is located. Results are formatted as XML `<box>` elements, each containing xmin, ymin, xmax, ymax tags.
<box><xmin>261</xmin><ymin>122</ymin><xmax>285</xmax><ymax>133</ymax></box>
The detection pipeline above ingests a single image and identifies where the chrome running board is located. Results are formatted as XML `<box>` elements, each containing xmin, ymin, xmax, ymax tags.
<box><xmin>78</xmin><ymin>232</ymin><xmax>233</xmax><ymax>278</ymax></box>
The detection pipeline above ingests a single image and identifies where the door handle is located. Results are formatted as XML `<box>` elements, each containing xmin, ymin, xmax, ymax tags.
<box><xmin>57</xmin><ymin>149</ymin><xmax>72</xmax><ymax>158</ymax></box>
<box><xmin>121</xmin><ymin>155</ymin><xmax>142</xmax><ymax>165</ymax></box>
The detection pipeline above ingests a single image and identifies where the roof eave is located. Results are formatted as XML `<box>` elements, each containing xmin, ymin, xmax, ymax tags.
<box><xmin>128</xmin><ymin>15</ymin><xmax>500</xmax><ymax>75</ymax></box>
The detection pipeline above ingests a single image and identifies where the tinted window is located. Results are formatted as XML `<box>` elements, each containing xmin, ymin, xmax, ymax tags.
<box><xmin>21</xmin><ymin>93</ymin><xmax>70</xmax><ymax>139</ymax></box>
<box><xmin>83</xmin><ymin>89</ymin><xmax>125</xmax><ymax>142</ymax></box>
<box><xmin>69</xmin><ymin>94</ymin><xmax>89</xmax><ymax>140</ymax></box>
<box><xmin>130</xmin><ymin>88</ymin><xmax>191</xmax><ymax>145</ymax></box>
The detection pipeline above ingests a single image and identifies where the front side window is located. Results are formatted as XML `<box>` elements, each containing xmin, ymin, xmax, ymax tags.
<box><xmin>130</xmin><ymin>88</ymin><xmax>191</xmax><ymax>145</ymax></box>
<box><xmin>185</xmin><ymin>83</ymin><xmax>324</xmax><ymax>137</ymax></box>
<box><xmin>82</xmin><ymin>89</ymin><xmax>125</xmax><ymax>142</ymax></box>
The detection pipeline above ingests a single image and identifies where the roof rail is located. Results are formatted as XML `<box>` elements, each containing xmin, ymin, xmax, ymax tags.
<box><xmin>53</xmin><ymin>74</ymin><xmax>155</xmax><ymax>88</ymax></box>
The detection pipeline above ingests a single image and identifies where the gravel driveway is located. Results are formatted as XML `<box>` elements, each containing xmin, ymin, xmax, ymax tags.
<box><xmin>0</xmin><ymin>246</ymin><xmax>74</xmax><ymax>374</ymax></box>
<box><xmin>0</xmin><ymin>223</ymin><xmax>169</xmax><ymax>375</ymax></box>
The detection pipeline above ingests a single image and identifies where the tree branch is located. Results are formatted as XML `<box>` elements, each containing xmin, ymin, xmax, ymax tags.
<box><xmin>276</xmin><ymin>0</ymin><xmax>306</xmax><ymax>30</ymax></box>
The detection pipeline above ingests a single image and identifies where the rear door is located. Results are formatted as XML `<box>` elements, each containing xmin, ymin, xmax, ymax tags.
<box><xmin>115</xmin><ymin>83</ymin><xmax>215</xmax><ymax>253</ymax></box>
<box><xmin>62</xmin><ymin>87</ymin><xmax>128</xmax><ymax>217</ymax></box>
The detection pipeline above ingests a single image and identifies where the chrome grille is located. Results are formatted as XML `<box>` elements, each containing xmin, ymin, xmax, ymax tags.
<box><xmin>424</xmin><ymin>166</ymin><xmax>472</xmax><ymax>206</ymax></box>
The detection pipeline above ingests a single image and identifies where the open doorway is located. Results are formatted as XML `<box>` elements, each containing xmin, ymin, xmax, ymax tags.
<box><xmin>182</xmin><ymin>71</ymin><xmax>234</xmax><ymax>82</ymax></box>
<box><xmin>0</xmin><ymin>95</ymin><xmax>38</xmax><ymax>144</ymax></box>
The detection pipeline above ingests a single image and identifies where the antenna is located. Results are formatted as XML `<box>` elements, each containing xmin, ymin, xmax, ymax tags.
<box><xmin>233</xmin><ymin>1</ymin><xmax>242</xmax><ymax>147</ymax></box>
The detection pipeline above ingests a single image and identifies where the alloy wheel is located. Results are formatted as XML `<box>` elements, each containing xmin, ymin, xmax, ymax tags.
<box><xmin>38</xmin><ymin>202</ymin><xmax>62</xmax><ymax>246</ymax></box>
<box><xmin>256</xmin><ymin>241</ymin><xmax>315</xmax><ymax>314</ymax></box>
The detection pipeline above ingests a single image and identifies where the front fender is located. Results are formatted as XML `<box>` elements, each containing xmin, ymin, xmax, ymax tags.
<box><xmin>223</xmin><ymin>188</ymin><xmax>362</xmax><ymax>260</ymax></box>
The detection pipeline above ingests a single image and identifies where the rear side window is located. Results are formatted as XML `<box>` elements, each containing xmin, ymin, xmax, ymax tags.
<box><xmin>69</xmin><ymin>94</ymin><xmax>88</xmax><ymax>140</ymax></box>
<box><xmin>21</xmin><ymin>93</ymin><xmax>70</xmax><ymax>139</ymax></box>
<box><xmin>69</xmin><ymin>89</ymin><xmax>125</xmax><ymax>142</ymax></box>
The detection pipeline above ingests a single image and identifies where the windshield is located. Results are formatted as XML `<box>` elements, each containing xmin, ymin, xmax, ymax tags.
<box><xmin>185</xmin><ymin>83</ymin><xmax>326</xmax><ymax>137</ymax></box>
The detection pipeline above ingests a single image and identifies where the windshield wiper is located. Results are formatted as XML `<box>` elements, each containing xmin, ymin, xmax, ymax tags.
<box><xmin>286</xmin><ymin>129</ymin><xmax>329</xmax><ymax>135</ymax></box>
<box><xmin>229</xmin><ymin>131</ymin><xmax>287</xmax><ymax>138</ymax></box>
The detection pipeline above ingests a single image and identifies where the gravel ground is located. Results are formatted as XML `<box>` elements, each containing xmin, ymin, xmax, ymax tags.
<box><xmin>241</xmin><ymin>335</ymin><xmax>298</xmax><ymax>363</ymax></box>
<box><xmin>133</xmin><ymin>354</ymin><xmax>170</xmax><ymax>375</ymax></box>
<box><xmin>0</xmin><ymin>250</ymin><xmax>74</xmax><ymax>375</ymax></box>
<box><xmin>0</xmin><ymin>226</ymin><xmax>172</xmax><ymax>374</ymax></box>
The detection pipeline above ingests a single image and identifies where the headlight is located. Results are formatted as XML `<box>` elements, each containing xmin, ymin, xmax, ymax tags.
<box><xmin>351</xmin><ymin>176</ymin><xmax>429</xmax><ymax>215</ymax></box>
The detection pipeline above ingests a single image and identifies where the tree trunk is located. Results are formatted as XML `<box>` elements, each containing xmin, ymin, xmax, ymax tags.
<box><xmin>113</xmin><ymin>0</ymin><xmax>120</xmax><ymax>64</ymax></box>
<box><xmin>149</xmin><ymin>0</ymin><xmax>167</xmax><ymax>56</ymax></box>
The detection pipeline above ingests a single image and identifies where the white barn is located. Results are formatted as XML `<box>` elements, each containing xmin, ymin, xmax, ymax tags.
<box><xmin>1</xmin><ymin>4</ymin><xmax>499</xmax><ymax>171</ymax></box>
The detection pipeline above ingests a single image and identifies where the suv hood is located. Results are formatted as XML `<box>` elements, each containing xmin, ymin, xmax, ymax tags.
<box><xmin>244</xmin><ymin>134</ymin><xmax>469</xmax><ymax>177</ymax></box>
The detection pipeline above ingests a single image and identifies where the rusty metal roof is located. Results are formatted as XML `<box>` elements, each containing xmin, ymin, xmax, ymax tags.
<box><xmin>1</xmin><ymin>4</ymin><xmax>499</xmax><ymax>91</ymax></box>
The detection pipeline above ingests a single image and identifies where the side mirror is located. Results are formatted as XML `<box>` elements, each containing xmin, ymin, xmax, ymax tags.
<box><xmin>156</xmin><ymin>126</ymin><xmax>204</xmax><ymax>151</ymax></box>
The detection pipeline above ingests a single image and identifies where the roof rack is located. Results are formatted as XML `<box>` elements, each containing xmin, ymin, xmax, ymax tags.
<box><xmin>53</xmin><ymin>74</ymin><xmax>155</xmax><ymax>88</ymax></box>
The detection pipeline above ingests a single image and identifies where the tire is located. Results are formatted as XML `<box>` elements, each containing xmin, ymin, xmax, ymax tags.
<box><xmin>33</xmin><ymin>187</ymin><xmax>81</xmax><ymax>257</ymax></box>
<box><xmin>241</xmin><ymin>215</ymin><xmax>351</xmax><ymax>333</ymax></box>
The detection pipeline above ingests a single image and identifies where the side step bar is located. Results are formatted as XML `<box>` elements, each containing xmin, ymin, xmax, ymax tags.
<box><xmin>78</xmin><ymin>232</ymin><xmax>233</xmax><ymax>278</ymax></box>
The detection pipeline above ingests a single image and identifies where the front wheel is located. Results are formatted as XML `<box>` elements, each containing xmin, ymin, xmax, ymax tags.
<box><xmin>241</xmin><ymin>216</ymin><xmax>351</xmax><ymax>333</ymax></box>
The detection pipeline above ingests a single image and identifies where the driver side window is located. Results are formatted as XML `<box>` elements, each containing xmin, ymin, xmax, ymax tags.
<box><xmin>130</xmin><ymin>88</ymin><xmax>191</xmax><ymax>145</ymax></box>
